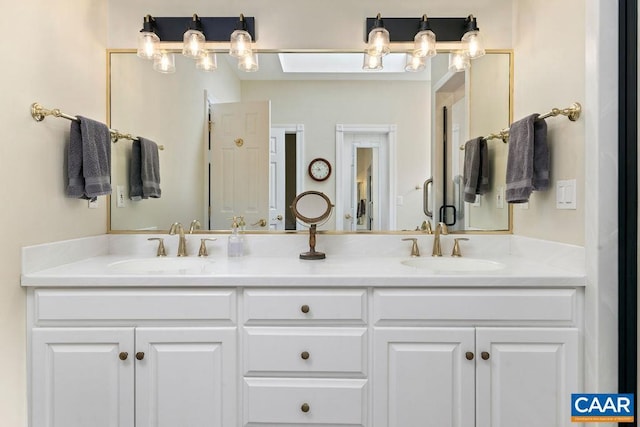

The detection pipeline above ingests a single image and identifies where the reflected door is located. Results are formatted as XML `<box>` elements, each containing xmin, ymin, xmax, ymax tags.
<box><xmin>210</xmin><ymin>101</ymin><xmax>270</xmax><ymax>230</ymax></box>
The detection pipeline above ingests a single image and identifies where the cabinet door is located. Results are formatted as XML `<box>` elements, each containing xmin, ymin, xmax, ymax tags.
<box><xmin>373</xmin><ymin>328</ymin><xmax>475</xmax><ymax>427</ymax></box>
<box><xmin>135</xmin><ymin>327</ymin><xmax>237</xmax><ymax>427</ymax></box>
<box><xmin>31</xmin><ymin>327</ymin><xmax>134</xmax><ymax>427</ymax></box>
<box><xmin>475</xmin><ymin>327</ymin><xmax>580</xmax><ymax>427</ymax></box>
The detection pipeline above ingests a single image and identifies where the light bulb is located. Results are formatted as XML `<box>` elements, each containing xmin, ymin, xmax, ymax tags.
<box><xmin>362</xmin><ymin>51</ymin><xmax>383</xmax><ymax>71</ymax></box>
<box><xmin>182</xmin><ymin>29</ymin><xmax>206</xmax><ymax>59</ymax></box>
<box><xmin>462</xmin><ymin>30</ymin><xmax>485</xmax><ymax>59</ymax></box>
<box><xmin>448</xmin><ymin>51</ymin><xmax>470</xmax><ymax>72</ymax></box>
<box><xmin>367</xmin><ymin>27</ymin><xmax>390</xmax><ymax>57</ymax></box>
<box><xmin>230</xmin><ymin>30</ymin><xmax>253</xmax><ymax>58</ymax></box>
<box><xmin>238</xmin><ymin>53</ymin><xmax>259</xmax><ymax>72</ymax></box>
<box><xmin>413</xmin><ymin>29</ymin><xmax>436</xmax><ymax>58</ymax></box>
<box><xmin>197</xmin><ymin>51</ymin><xmax>218</xmax><ymax>71</ymax></box>
<box><xmin>405</xmin><ymin>53</ymin><xmax>426</xmax><ymax>72</ymax></box>
<box><xmin>137</xmin><ymin>32</ymin><xmax>159</xmax><ymax>60</ymax></box>
<box><xmin>153</xmin><ymin>51</ymin><xmax>176</xmax><ymax>73</ymax></box>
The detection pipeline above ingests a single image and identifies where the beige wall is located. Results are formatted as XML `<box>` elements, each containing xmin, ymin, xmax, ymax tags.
<box><xmin>512</xmin><ymin>0</ymin><xmax>586</xmax><ymax>245</ymax></box>
<box><xmin>0</xmin><ymin>1</ymin><xmax>108</xmax><ymax>425</ymax></box>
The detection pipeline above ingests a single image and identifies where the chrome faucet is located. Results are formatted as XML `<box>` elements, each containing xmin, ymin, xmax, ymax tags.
<box><xmin>169</xmin><ymin>222</ymin><xmax>188</xmax><ymax>256</ymax></box>
<box><xmin>431</xmin><ymin>222</ymin><xmax>449</xmax><ymax>257</ymax></box>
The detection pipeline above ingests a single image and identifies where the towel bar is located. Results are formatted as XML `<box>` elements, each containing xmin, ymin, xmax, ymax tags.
<box><xmin>460</xmin><ymin>102</ymin><xmax>582</xmax><ymax>150</ymax></box>
<box><xmin>31</xmin><ymin>102</ymin><xmax>164</xmax><ymax>150</ymax></box>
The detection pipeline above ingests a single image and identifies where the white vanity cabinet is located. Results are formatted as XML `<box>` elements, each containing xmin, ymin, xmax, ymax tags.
<box><xmin>242</xmin><ymin>289</ymin><xmax>368</xmax><ymax>426</ymax></box>
<box><xmin>372</xmin><ymin>288</ymin><xmax>582</xmax><ymax>427</ymax></box>
<box><xmin>28</xmin><ymin>288</ymin><xmax>237</xmax><ymax>427</ymax></box>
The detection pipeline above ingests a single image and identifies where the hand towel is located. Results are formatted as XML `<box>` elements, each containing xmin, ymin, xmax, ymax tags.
<box><xmin>66</xmin><ymin>116</ymin><xmax>112</xmax><ymax>200</ymax></box>
<box><xmin>505</xmin><ymin>114</ymin><xmax>549</xmax><ymax>203</ymax></box>
<box><xmin>130</xmin><ymin>137</ymin><xmax>161</xmax><ymax>200</ymax></box>
<box><xmin>463</xmin><ymin>137</ymin><xmax>489</xmax><ymax>203</ymax></box>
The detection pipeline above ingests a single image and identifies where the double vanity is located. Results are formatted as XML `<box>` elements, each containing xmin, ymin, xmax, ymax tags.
<box><xmin>22</xmin><ymin>233</ymin><xmax>585</xmax><ymax>427</ymax></box>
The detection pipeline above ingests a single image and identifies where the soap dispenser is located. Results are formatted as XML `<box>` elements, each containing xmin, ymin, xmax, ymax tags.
<box><xmin>228</xmin><ymin>217</ymin><xmax>244</xmax><ymax>257</ymax></box>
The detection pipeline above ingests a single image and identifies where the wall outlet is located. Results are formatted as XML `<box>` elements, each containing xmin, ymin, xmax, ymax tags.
<box><xmin>116</xmin><ymin>185</ymin><xmax>126</xmax><ymax>208</ymax></box>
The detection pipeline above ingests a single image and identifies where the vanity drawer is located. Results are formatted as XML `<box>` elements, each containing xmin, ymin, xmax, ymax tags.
<box><xmin>243</xmin><ymin>289</ymin><xmax>366</xmax><ymax>322</ymax></box>
<box><xmin>33</xmin><ymin>289</ymin><xmax>236</xmax><ymax>323</ymax></box>
<box><xmin>244</xmin><ymin>327</ymin><xmax>367</xmax><ymax>375</ymax></box>
<box><xmin>243</xmin><ymin>378</ymin><xmax>367</xmax><ymax>426</ymax></box>
<box><xmin>374</xmin><ymin>288</ymin><xmax>579</xmax><ymax>324</ymax></box>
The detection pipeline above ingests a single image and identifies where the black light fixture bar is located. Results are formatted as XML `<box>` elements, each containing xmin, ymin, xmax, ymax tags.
<box><xmin>365</xmin><ymin>17</ymin><xmax>469</xmax><ymax>42</ymax></box>
<box><xmin>150</xmin><ymin>16</ymin><xmax>256</xmax><ymax>42</ymax></box>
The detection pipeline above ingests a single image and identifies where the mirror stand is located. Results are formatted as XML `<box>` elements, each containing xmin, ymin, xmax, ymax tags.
<box><xmin>300</xmin><ymin>224</ymin><xmax>325</xmax><ymax>260</ymax></box>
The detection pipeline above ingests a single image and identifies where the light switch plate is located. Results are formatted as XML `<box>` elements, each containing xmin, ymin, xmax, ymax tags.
<box><xmin>556</xmin><ymin>179</ymin><xmax>577</xmax><ymax>210</ymax></box>
<box><xmin>116</xmin><ymin>185</ymin><xmax>126</xmax><ymax>208</ymax></box>
<box><xmin>88</xmin><ymin>199</ymin><xmax>98</xmax><ymax>209</ymax></box>
<box><xmin>496</xmin><ymin>187</ymin><xmax>505</xmax><ymax>209</ymax></box>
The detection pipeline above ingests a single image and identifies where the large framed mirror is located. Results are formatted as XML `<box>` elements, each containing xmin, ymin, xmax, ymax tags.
<box><xmin>108</xmin><ymin>49</ymin><xmax>512</xmax><ymax>233</ymax></box>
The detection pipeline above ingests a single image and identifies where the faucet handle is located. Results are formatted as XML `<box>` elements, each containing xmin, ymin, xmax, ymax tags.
<box><xmin>421</xmin><ymin>221</ymin><xmax>433</xmax><ymax>234</ymax></box>
<box><xmin>198</xmin><ymin>238</ymin><xmax>217</xmax><ymax>257</ymax></box>
<box><xmin>402</xmin><ymin>238</ymin><xmax>420</xmax><ymax>257</ymax></box>
<box><xmin>451</xmin><ymin>238</ymin><xmax>469</xmax><ymax>257</ymax></box>
<box><xmin>147</xmin><ymin>238</ymin><xmax>167</xmax><ymax>257</ymax></box>
<box><xmin>189</xmin><ymin>220</ymin><xmax>201</xmax><ymax>234</ymax></box>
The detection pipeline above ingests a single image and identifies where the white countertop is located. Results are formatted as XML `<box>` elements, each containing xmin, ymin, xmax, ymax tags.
<box><xmin>20</xmin><ymin>234</ymin><xmax>586</xmax><ymax>287</ymax></box>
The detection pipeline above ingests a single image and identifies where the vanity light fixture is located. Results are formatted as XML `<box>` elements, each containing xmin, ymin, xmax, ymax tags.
<box><xmin>196</xmin><ymin>51</ymin><xmax>217</xmax><ymax>71</ymax></box>
<box><xmin>362</xmin><ymin>51</ymin><xmax>383</xmax><ymax>71</ymax></box>
<box><xmin>137</xmin><ymin>15</ymin><xmax>159</xmax><ymax>59</ymax></box>
<box><xmin>413</xmin><ymin>15</ymin><xmax>436</xmax><ymax>58</ymax></box>
<box><xmin>364</xmin><ymin>13</ymin><xmax>485</xmax><ymax>72</ymax></box>
<box><xmin>153</xmin><ymin>50</ymin><xmax>176</xmax><ymax>73</ymax></box>
<box><xmin>229</xmin><ymin>14</ymin><xmax>253</xmax><ymax>59</ymax></box>
<box><xmin>461</xmin><ymin>15</ymin><xmax>485</xmax><ymax>59</ymax></box>
<box><xmin>366</xmin><ymin>13</ymin><xmax>391</xmax><ymax>57</ymax></box>
<box><xmin>182</xmin><ymin>14</ymin><xmax>206</xmax><ymax>59</ymax></box>
<box><xmin>136</xmin><ymin>14</ymin><xmax>256</xmax><ymax>73</ymax></box>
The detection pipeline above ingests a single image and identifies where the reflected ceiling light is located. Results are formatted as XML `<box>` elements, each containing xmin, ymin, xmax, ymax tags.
<box><xmin>153</xmin><ymin>51</ymin><xmax>176</xmax><ymax>73</ymax></box>
<box><xmin>230</xmin><ymin>14</ymin><xmax>253</xmax><ymax>59</ymax></box>
<box><xmin>182</xmin><ymin>14</ymin><xmax>206</xmax><ymax>59</ymax></box>
<box><xmin>196</xmin><ymin>51</ymin><xmax>218</xmax><ymax>72</ymax></box>
<box><xmin>461</xmin><ymin>15</ymin><xmax>485</xmax><ymax>59</ymax></box>
<box><xmin>448</xmin><ymin>51</ymin><xmax>470</xmax><ymax>72</ymax></box>
<box><xmin>405</xmin><ymin>53</ymin><xmax>426</xmax><ymax>72</ymax></box>
<box><xmin>366</xmin><ymin>13</ymin><xmax>390</xmax><ymax>57</ymax></box>
<box><xmin>238</xmin><ymin>52</ymin><xmax>259</xmax><ymax>72</ymax></box>
<box><xmin>137</xmin><ymin>15</ymin><xmax>159</xmax><ymax>60</ymax></box>
<box><xmin>362</xmin><ymin>51</ymin><xmax>383</xmax><ymax>71</ymax></box>
<box><xmin>413</xmin><ymin>15</ymin><xmax>436</xmax><ymax>58</ymax></box>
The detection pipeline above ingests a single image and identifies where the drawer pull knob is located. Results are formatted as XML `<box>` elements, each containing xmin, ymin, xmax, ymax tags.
<box><xmin>300</xmin><ymin>305</ymin><xmax>310</xmax><ymax>314</ymax></box>
<box><xmin>481</xmin><ymin>351</ymin><xmax>490</xmax><ymax>360</ymax></box>
<box><xmin>136</xmin><ymin>352</ymin><xmax>145</xmax><ymax>360</ymax></box>
<box><xmin>301</xmin><ymin>403</ymin><xmax>310</xmax><ymax>413</ymax></box>
<box><xmin>301</xmin><ymin>351</ymin><xmax>310</xmax><ymax>360</ymax></box>
<box><xmin>465</xmin><ymin>351</ymin><xmax>474</xmax><ymax>360</ymax></box>
<box><xmin>119</xmin><ymin>352</ymin><xmax>128</xmax><ymax>361</ymax></box>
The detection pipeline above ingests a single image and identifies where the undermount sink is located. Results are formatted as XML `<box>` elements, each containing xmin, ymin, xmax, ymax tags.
<box><xmin>108</xmin><ymin>257</ymin><xmax>215</xmax><ymax>275</ymax></box>
<box><xmin>401</xmin><ymin>257</ymin><xmax>505</xmax><ymax>273</ymax></box>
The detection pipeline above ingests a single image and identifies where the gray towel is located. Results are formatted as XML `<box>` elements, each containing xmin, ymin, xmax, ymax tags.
<box><xmin>130</xmin><ymin>137</ymin><xmax>161</xmax><ymax>200</ymax></box>
<box><xmin>505</xmin><ymin>114</ymin><xmax>549</xmax><ymax>203</ymax></box>
<box><xmin>66</xmin><ymin>116</ymin><xmax>112</xmax><ymax>200</ymax></box>
<box><xmin>463</xmin><ymin>137</ymin><xmax>489</xmax><ymax>203</ymax></box>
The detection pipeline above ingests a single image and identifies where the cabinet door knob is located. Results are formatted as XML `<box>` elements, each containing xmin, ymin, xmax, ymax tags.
<box><xmin>136</xmin><ymin>352</ymin><xmax>145</xmax><ymax>360</ymax></box>
<box><xmin>301</xmin><ymin>351</ymin><xmax>310</xmax><ymax>360</ymax></box>
<box><xmin>481</xmin><ymin>351</ymin><xmax>490</xmax><ymax>360</ymax></box>
<box><xmin>301</xmin><ymin>403</ymin><xmax>310</xmax><ymax>413</ymax></box>
<box><xmin>465</xmin><ymin>351</ymin><xmax>474</xmax><ymax>360</ymax></box>
<box><xmin>119</xmin><ymin>352</ymin><xmax>128</xmax><ymax>361</ymax></box>
<box><xmin>300</xmin><ymin>304</ymin><xmax>310</xmax><ymax>314</ymax></box>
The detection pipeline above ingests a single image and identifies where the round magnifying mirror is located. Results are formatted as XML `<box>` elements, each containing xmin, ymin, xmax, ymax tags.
<box><xmin>290</xmin><ymin>191</ymin><xmax>333</xmax><ymax>260</ymax></box>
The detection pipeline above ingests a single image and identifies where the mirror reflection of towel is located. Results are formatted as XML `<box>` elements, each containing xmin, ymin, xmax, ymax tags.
<box><xmin>356</xmin><ymin>199</ymin><xmax>366</xmax><ymax>218</ymax></box>
<box><xmin>130</xmin><ymin>137</ymin><xmax>161</xmax><ymax>200</ymax></box>
<box><xmin>463</xmin><ymin>137</ymin><xmax>489</xmax><ymax>203</ymax></box>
